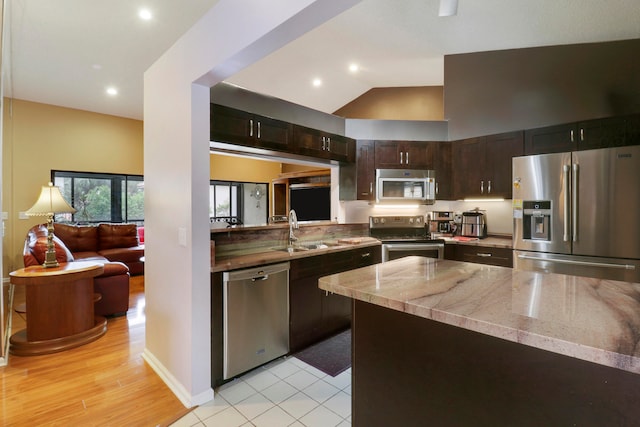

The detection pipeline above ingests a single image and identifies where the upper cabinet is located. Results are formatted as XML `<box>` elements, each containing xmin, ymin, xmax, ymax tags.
<box><xmin>293</xmin><ymin>125</ymin><xmax>355</xmax><ymax>163</ymax></box>
<box><xmin>524</xmin><ymin>115</ymin><xmax>637</xmax><ymax>155</ymax></box>
<box><xmin>434</xmin><ymin>141</ymin><xmax>453</xmax><ymax>200</ymax></box>
<box><xmin>355</xmin><ymin>140</ymin><xmax>376</xmax><ymax>201</ymax></box>
<box><xmin>210</xmin><ymin>104</ymin><xmax>293</xmax><ymax>152</ymax></box>
<box><xmin>210</xmin><ymin>104</ymin><xmax>355</xmax><ymax>163</ymax></box>
<box><xmin>374</xmin><ymin>140</ymin><xmax>436</xmax><ymax>169</ymax></box>
<box><xmin>452</xmin><ymin>131</ymin><xmax>523</xmax><ymax>199</ymax></box>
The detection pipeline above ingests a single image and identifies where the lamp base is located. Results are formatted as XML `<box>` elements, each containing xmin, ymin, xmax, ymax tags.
<box><xmin>42</xmin><ymin>215</ymin><xmax>59</xmax><ymax>268</ymax></box>
<box><xmin>42</xmin><ymin>249</ymin><xmax>60</xmax><ymax>268</ymax></box>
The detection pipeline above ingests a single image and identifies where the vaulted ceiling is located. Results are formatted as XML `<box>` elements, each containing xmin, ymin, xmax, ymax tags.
<box><xmin>5</xmin><ymin>0</ymin><xmax>640</xmax><ymax>120</ymax></box>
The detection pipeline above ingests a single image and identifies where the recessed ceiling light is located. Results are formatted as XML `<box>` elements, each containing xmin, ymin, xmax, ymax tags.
<box><xmin>312</xmin><ymin>78</ymin><xmax>322</xmax><ymax>87</ymax></box>
<box><xmin>349</xmin><ymin>63</ymin><xmax>359</xmax><ymax>73</ymax></box>
<box><xmin>106</xmin><ymin>87</ymin><xmax>118</xmax><ymax>96</ymax></box>
<box><xmin>138</xmin><ymin>8</ymin><xmax>152</xmax><ymax>21</ymax></box>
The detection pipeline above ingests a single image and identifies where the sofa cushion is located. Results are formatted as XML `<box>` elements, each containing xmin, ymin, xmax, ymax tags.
<box><xmin>98</xmin><ymin>246</ymin><xmax>145</xmax><ymax>264</ymax></box>
<box><xmin>54</xmin><ymin>223</ymin><xmax>98</xmax><ymax>253</ymax></box>
<box><xmin>98</xmin><ymin>223</ymin><xmax>138</xmax><ymax>250</ymax></box>
<box><xmin>72</xmin><ymin>251</ymin><xmax>107</xmax><ymax>262</ymax></box>
<box><xmin>30</xmin><ymin>235</ymin><xmax>74</xmax><ymax>265</ymax></box>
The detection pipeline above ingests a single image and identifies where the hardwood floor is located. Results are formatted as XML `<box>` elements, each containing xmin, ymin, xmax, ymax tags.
<box><xmin>0</xmin><ymin>275</ymin><xmax>190</xmax><ymax>426</ymax></box>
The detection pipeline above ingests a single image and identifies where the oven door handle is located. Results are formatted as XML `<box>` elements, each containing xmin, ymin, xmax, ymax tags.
<box><xmin>384</xmin><ymin>243</ymin><xmax>444</xmax><ymax>251</ymax></box>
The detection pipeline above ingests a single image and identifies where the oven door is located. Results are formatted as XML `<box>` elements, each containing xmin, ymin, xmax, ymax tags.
<box><xmin>382</xmin><ymin>243</ymin><xmax>444</xmax><ymax>262</ymax></box>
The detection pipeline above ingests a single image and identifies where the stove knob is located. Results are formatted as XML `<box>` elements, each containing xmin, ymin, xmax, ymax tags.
<box><xmin>380</xmin><ymin>218</ymin><xmax>385</xmax><ymax>224</ymax></box>
<box><xmin>416</xmin><ymin>217</ymin><xmax>422</xmax><ymax>224</ymax></box>
<box><xmin>408</xmin><ymin>218</ymin><xmax>414</xmax><ymax>224</ymax></box>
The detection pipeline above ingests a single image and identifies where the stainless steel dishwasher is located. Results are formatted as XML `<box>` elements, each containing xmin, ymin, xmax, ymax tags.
<box><xmin>222</xmin><ymin>262</ymin><xmax>290</xmax><ymax>380</ymax></box>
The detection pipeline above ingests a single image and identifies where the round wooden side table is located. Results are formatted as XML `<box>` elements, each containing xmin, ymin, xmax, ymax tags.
<box><xmin>9</xmin><ymin>261</ymin><xmax>107</xmax><ymax>356</ymax></box>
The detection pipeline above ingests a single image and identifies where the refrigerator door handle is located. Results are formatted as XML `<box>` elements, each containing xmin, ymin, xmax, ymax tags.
<box><xmin>517</xmin><ymin>254</ymin><xmax>636</xmax><ymax>270</ymax></box>
<box><xmin>572</xmin><ymin>163</ymin><xmax>579</xmax><ymax>242</ymax></box>
<box><xmin>563</xmin><ymin>164</ymin><xmax>571</xmax><ymax>242</ymax></box>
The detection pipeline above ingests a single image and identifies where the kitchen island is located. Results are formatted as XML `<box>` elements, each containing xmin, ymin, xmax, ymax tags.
<box><xmin>318</xmin><ymin>256</ymin><xmax>640</xmax><ymax>426</ymax></box>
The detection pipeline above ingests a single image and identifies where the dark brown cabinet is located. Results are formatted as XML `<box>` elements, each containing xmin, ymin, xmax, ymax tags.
<box><xmin>452</xmin><ymin>131</ymin><xmax>523</xmax><ymax>199</ymax></box>
<box><xmin>374</xmin><ymin>140</ymin><xmax>436</xmax><ymax>169</ymax></box>
<box><xmin>444</xmin><ymin>244</ymin><xmax>513</xmax><ymax>268</ymax></box>
<box><xmin>434</xmin><ymin>142</ymin><xmax>453</xmax><ymax>200</ymax></box>
<box><xmin>524</xmin><ymin>116</ymin><xmax>634</xmax><ymax>155</ymax></box>
<box><xmin>355</xmin><ymin>140</ymin><xmax>376</xmax><ymax>201</ymax></box>
<box><xmin>289</xmin><ymin>245</ymin><xmax>381</xmax><ymax>352</ymax></box>
<box><xmin>211</xmin><ymin>104</ymin><xmax>293</xmax><ymax>152</ymax></box>
<box><xmin>293</xmin><ymin>125</ymin><xmax>355</xmax><ymax>163</ymax></box>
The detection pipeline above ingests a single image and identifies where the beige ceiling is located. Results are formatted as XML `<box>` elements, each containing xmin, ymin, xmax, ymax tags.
<box><xmin>4</xmin><ymin>0</ymin><xmax>640</xmax><ymax>120</ymax></box>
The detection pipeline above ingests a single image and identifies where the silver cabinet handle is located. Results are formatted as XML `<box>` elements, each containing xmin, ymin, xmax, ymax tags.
<box><xmin>480</xmin><ymin>180</ymin><xmax>484</xmax><ymax>194</ymax></box>
<box><xmin>563</xmin><ymin>164</ymin><xmax>570</xmax><ymax>242</ymax></box>
<box><xmin>400</xmin><ymin>151</ymin><xmax>404</xmax><ymax>164</ymax></box>
<box><xmin>580</xmin><ymin>128</ymin><xmax>584</xmax><ymax>142</ymax></box>
<box><xmin>361</xmin><ymin>252</ymin><xmax>371</xmax><ymax>258</ymax></box>
<box><xmin>257</xmin><ymin>121</ymin><xmax>261</xmax><ymax>139</ymax></box>
<box><xmin>435</xmin><ymin>182</ymin><xmax>439</xmax><ymax>195</ymax></box>
<box><xmin>406</xmin><ymin>151</ymin><xmax>409</xmax><ymax>165</ymax></box>
<box><xmin>249</xmin><ymin>119</ymin><xmax>254</xmax><ymax>137</ymax></box>
<box><xmin>572</xmin><ymin>163</ymin><xmax>579</xmax><ymax>242</ymax></box>
<box><xmin>322</xmin><ymin>136</ymin><xmax>326</xmax><ymax>150</ymax></box>
<box><xmin>476</xmin><ymin>253</ymin><xmax>492</xmax><ymax>257</ymax></box>
<box><xmin>488</xmin><ymin>180</ymin><xmax>492</xmax><ymax>194</ymax></box>
<box><xmin>327</xmin><ymin>137</ymin><xmax>331</xmax><ymax>151</ymax></box>
<box><xmin>370</xmin><ymin>182</ymin><xmax>373</xmax><ymax>195</ymax></box>
<box><xmin>570</xmin><ymin>129</ymin><xmax>574</xmax><ymax>142</ymax></box>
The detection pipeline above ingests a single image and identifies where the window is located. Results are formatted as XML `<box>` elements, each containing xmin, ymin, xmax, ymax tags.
<box><xmin>209</xmin><ymin>180</ymin><xmax>268</xmax><ymax>226</ymax></box>
<box><xmin>52</xmin><ymin>171</ymin><xmax>144</xmax><ymax>224</ymax></box>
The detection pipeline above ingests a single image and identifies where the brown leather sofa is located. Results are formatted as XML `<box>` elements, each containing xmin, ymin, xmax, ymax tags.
<box><xmin>23</xmin><ymin>223</ymin><xmax>144</xmax><ymax>317</ymax></box>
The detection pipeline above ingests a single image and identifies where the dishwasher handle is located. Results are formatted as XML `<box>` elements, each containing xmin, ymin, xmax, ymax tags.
<box><xmin>224</xmin><ymin>261</ymin><xmax>290</xmax><ymax>283</ymax></box>
<box><xmin>251</xmin><ymin>274</ymin><xmax>269</xmax><ymax>282</ymax></box>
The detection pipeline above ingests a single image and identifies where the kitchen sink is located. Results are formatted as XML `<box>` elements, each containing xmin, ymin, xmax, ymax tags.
<box><xmin>271</xmin><ymin>242</ymin><xmax>334</xmax><ymax>253</ymax></box>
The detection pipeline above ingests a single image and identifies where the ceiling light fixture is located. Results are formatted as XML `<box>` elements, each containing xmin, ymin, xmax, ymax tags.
<box><xmin>106</xmin><ymin>87</ymin><xmax>118</xmax><ymax>96</ymax></box>
<box><xmin>312</xmin><ymin>78</ymin><xmax>322</xmax><ymax>87</ymax></box>
<box><xmin>438</xmin><ymin>0</ymin><xmax>458</xmax><ymax>17</ymax></box>
<box><xmin>349</xmin><ymin>63</ymin><xmax>359</xmax><ymax>73</ymax></box>
<box><xmin>138</xmin><ymin>8</ymin><xmax>152</xmax><ymax>21</ymax></box>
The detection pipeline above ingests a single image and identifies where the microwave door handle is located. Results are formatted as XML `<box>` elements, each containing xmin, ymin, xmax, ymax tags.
<box><xmin>572</xmin><ymin>163</ymin><xmax>579</xmax><ymax>242</ymax></box>
<box><xmin>563</xmin><ymin>164</ymin><xmax>570</xmax><ymax>242</ymax></box>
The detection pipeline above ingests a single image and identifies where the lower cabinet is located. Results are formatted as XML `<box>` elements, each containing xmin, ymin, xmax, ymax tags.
<box><xmin>444</xmin><ymin>244</ymin><xmax>513</xmax><ymax>268</ymax></box>
<box><xmin>289</xmin><ymin>245</ymin><xmax>381</xmax><ymax>352</ymax></box>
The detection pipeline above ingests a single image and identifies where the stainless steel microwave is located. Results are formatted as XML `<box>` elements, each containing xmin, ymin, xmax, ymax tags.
<box><xmin>376</xmin><ymin>169</ymin><xmax>436</xmax><ymax>204</ymax></box>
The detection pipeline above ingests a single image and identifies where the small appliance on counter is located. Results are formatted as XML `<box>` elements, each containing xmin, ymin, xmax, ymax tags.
<box><xmin>428</xmin><ymin>211</ymin><xmax>455</xmax><ymax>237</ymax></box>
<box><xmin>461</xmin><ymin>209</ymin><xmax>487</xmax><ymax>239</ymax></box>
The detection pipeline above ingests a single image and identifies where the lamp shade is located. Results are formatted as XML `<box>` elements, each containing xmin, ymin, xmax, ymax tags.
<box><xmin>25</xmin><ymin>183</ymin><xmax>77</xmax><ymax>216</ymax></box>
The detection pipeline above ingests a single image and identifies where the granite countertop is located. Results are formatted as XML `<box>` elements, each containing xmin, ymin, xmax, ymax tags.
<box><xmin>318</xmin><ymin>256</ymin><xmax>640</xmax><ymax>374</ymax></box>
<box><xmin>211</xmin><ymin>238</ymin><xmax>381</xmax><ymax>273</ymax></box>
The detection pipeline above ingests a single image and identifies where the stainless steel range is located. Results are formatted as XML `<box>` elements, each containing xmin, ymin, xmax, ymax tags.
<box><xmin>369</xmin><ymin>215</ymin><xmax>445</xmax><ymax>262</ymax></box>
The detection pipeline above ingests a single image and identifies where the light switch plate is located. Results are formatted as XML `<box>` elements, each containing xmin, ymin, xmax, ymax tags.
<box><xmin>1</xmin><ymin>212</ymin><xmax>7</xmax><ymax>220</ymax></box>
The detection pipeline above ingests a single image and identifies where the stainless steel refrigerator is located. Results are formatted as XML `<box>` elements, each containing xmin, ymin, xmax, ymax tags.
<box><xmin>512</xmin><ymin>145</ymin><xmax>640</xmax><ymax>283</ymax></box>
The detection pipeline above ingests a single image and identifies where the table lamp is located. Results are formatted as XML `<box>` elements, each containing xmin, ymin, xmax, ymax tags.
<box><xmin>25</xmin><ymin>182</ymin><xmax>77</xmax><ymax>268</ymax></box>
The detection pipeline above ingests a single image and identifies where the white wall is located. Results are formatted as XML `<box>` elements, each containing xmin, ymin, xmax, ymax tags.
<box><xmin>143</xmin><ymin>0</ymin><xmax>361</xmax><ymax>407</ymax></box>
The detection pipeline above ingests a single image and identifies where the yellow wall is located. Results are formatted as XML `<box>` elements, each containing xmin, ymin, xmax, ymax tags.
<box><xmin>210</xmin><ymin>154</ymin><xmax>282</xmax><ymax>182</ymax></box>
<box><xmin>2</xmin><ymin>98</ymin><xmax>143</xmax><ymax>274</ymax></box>
<box><xmin>333</xmin><ymin>86</ymin><xmax>444</xmax><ymax>120</ymax></box>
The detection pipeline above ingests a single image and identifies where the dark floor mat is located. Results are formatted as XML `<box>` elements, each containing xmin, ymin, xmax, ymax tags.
<box><xmin>293</xmin><ymin>329</ymin><xmax>351</xmax><ymax>377</ymax></box>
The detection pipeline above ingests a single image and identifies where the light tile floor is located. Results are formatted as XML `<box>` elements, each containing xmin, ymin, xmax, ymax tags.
<box><xmin>170</xmin><ymin>356</ymin><xmax>352</xmax><ymax>427</ymax></box>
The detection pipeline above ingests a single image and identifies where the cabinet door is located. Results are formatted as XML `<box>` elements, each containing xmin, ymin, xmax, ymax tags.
<box><xmin>484</xmin><ymin>131</ymin><xmax>523</xmax><ymax>199</ymax></box>
<box><xmin>289</xmin><ymin>275</ymin><xmax>323</xmax><ymax>352</ymax></box>
<box><xmin>577</xmin><ymin>117</ymin><xmax>627</xmax><ymax>150</ymax></box>
<box><xmin>294</xmin><ymin>125</ymin><xmax>330</xmax><ymax>159</ymax></box>
<box><xmin>325</xmin><ymin>134</ymin><xmax>355</xmax><ymax>163</ymax></box>
<box><xmin>253</xmin><ymin>115</ymin><xmax>293</xmax><ymax>151</ymax></box>
<box><xmin>524</xmin><ymin>123</ymin><xmax>577</xmax><ymax>155</ymax></box>
<box><xmin>210</xmin><ymin>104</ymin><xmax>252</xmax><ymax>146</ymax></box>
<box><xmin>434</xmin><ymin>142</ymin><xmax>452</xmax><ymax>200</ymax></box>
<box><xmin>374</xmin><ymin>141</ymin><xmax>402</xmax><ymax>168</ymax></box>
<box><xmin>452</xmin><ymin>137</ymin><xmax>485</xmax><ymax>198</ymax></box>
<box><xmin>356</xmin><ymin>140</ymin><xmax>376</xmax><ymax>201</ymax></box>
<box><xmin>402</xmin><ymin>141</ymin><xmax>435</xmax><ymax>169</ymax></box>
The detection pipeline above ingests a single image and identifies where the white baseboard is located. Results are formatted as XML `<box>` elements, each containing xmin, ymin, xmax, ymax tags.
<box><xmin>142</xmin><ymin>348</ymin><xmax>214</xmax><ymax>408</ymax></box>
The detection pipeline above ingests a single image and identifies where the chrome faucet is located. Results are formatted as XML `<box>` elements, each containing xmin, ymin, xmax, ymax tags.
<box><xmin>288</xmin><ymin>209</ymin><xmax>298</xmax><ymax>246</ymax></box>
